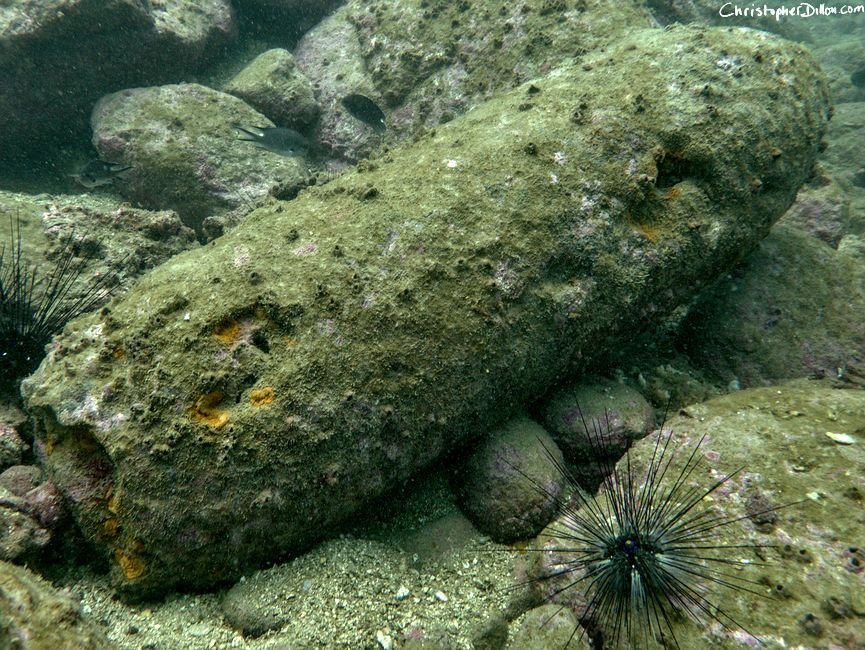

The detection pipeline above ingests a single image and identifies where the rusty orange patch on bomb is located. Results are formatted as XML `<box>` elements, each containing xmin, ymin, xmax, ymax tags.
<box><xmin>114</xmin><ymin>548</ymin><xmax>145</xmax><ymax>580</ymax></box>
<box><xmin>189</xmin><ymin>390</ymin><xmax>230</xmax><ymax>429</ymax></box>
<box><xmin>250</xmin><ymin>387</ymin><xmax>275</xmax><ymax>407</ymax></box>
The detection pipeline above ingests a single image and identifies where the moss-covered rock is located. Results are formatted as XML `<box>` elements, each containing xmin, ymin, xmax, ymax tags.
<box><xmin>0</xmin><ymin>560</ymin><xmax>111</xmax><ymax>649</ymax></box>
<box><xmin>295</xmin><ymin>0</ymin><xmax>653</xmax><ymax>162</ymax></box>
<box><xmin>540</xmin><ymin>377</ymin><xmax>654</xmax><ymax>464</ymax></box>
<box><xmin>506</xmin><ymin>603</ymin><xmax>586</xmax><ymax>649</ymax></box>
<box><xmin>0</xmin><ymin>190</ymin><xmax>197</xmax><ymax>280</ymax></box>
<box><xmin>91</xmin><ymin>83</ymin><xmax>309</xmax><ymax>230</ymax></box>
<box><xmin>680</xmin><ymin>223</ymin><xmax>865</xmax><ymax>387</ymax></box>
<box><xmin>222</xmin><ymin>48</ymin><xmax>319</xmax><ymax>129</ymax></box>
<box><xmin>231</xmin><ymin>0</ymin><xmax>343</xmax><ymax>35</ymax></box>
<box><xmin>22</xmin><ymin>26</ymin><xmax>830</xmax><ymax>597</ymax></box>
<box><xmin>454</xmin><ymin>416</ymin><xmax>564</xmax><ymax>543</ymax></box>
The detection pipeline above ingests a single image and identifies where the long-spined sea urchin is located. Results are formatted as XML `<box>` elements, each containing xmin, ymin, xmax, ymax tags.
<box><xmin>0</xmin><ymin>214</ymin><xmax>120</xmax><ymax>389</ymax></box>
<box><xmin>514</xmin><ymin>408</ymin><xmax>781</xmax><ymax>649</ymax></box>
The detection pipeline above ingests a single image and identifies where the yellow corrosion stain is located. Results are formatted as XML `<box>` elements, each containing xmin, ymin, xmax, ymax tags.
<box><xmin>625</xmin><ymin>213</ymin><xmax>665</xmax><ymax>244</ymax></box>
<box><xmin>635</xmin><ymin>222</ymin><xmax>663</xmax><ymax>243</ymax></box>
<box><xmin>112</xmin><ymin>345</ymin><xmax>125</xmax><ymax>360</ymax></box>
<box><xmin>102</xmin><ymin>518</ymin><xmax>119</xmax><ymax>537</ymax></box>
<box><xmin>212</xmin><ymin>320</ymin><xmax>241</xmax><ymax>345</ymax></box>
<box><xmin>107</xmin><ymin>491</ymin><xmax>120</xmax><ymax>513</ymax></box>
<box><xmin>44</xmin><ymin>427</ymin><xmax>101</xmax><ymax>457</ymax></box>
<box><xmin>663</xmin><ymin>185</ymin><xmax>682</xmax><ymax>201</ymax></box>
<box><xmin>250</xmin><ymin>387</ymin><xmax>275</xmax><ymax>407</ymax></box>
<box><xmin>114</xmin><ymin>548</ymin><xmax>145</xmax><ymax>580</ymax></box>
<box><xmin>189</xmin><ymin>390</ymin><xmax>230</xmax><ymax>429</ymax></box>
<box><xmin>283</xmin><ymin>336</ymin><xmax>297</xmax><ymax>347</ymax></box>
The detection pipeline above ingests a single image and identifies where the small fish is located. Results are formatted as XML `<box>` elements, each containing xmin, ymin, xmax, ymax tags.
<box><xmin>233</xmin><ymin>125</ymin><xmax>309</xmax><ymax>157</ymax></box>
<box><xmin>69</xmin><ymin>159</ymin><xmax>133</xmax><ymax>188</ymax></box>
<box><xmin>341</xmin><ymin>94</ymin><xmax>386</xmax><ymax>133</ymax></box>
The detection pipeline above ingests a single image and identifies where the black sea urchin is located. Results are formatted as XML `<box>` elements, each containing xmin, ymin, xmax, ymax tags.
<box><xmin>517</xmin><ymin>410</ymin><xmax>777</xmax><ymax>649</ymax></box>
<box><xmin>0</xmin><ymin>215</ymin><xmax>119</xmax><ymax>389</ymax></box>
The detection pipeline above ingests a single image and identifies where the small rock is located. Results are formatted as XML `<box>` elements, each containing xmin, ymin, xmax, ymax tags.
<box><xmin>825</xmin><ymin>431</ymin><xmax>856</xmax><ymax>445</ymax></box>
<box><xmin>25</xmin><ymin>481</ymin><xmax>68</xmax><ymax>529</ymax></box>
<box><xmin>376</xmin><ymin>630</ymin><xmax>393</xmax><ymax>649</ymax></box>
<box><xmin>223</xmin><ymin>49</ymin><xmax>319</xmax><ymax>129</ymax></box>
<box><xmin>0</xmin><ymin>423</ymin><xmax>28</xmax><ymax>471</ymax></box>
<box><xmin>541</xmin><ymin>377</ymin><xmax>655</xmax><ymax>466</ymax></box>
<box><xmin>453</xmin><ymin>416</ymin><xmax>565</xmax><ymax>543</ymax></box>
<box><xmin>188</xmin><ymin>623</ymin><xmax>211</xmax><ymax>637</ymax></box>
<box><xmin>0</xmin><ymin>560</ymin><xmax>111</xmax><ymax>647</ymax></box>
<box><xmin>0</xmin><ymin>486</ymin><xmax>50</xmax><ymax>561</ymax></box>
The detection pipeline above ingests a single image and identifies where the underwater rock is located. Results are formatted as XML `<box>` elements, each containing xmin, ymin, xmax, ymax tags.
<box><xmin>0</xmin><ymin>487</ymin><xmax>51</xmax><ymax>561</ymax></box>
<box><xmin>0</xmin><ymin>466</ymin><xmax>42</xmax><ymax>496</ymax></box>
<box><xmin>294</xmin><ymin>0</ymin><xmax>653</xmax><ymax>162</ymax></box>
<box><xmin>0</xmin><ymin>190</ymin><xmax>197</xmax><ymax>274</ymax></box>
<box><xmin>541</xmin><ymin>378</ymin><xmax>654</xmax><ymax>464</ymax></box>
<box><xmin>0</xmin><ymin>421</ymin><xmax>28</xmax><ymax>471</ymax></box>
<box><xmin>231</xmin><ymin>0</ymin><xmax>343</xmax><ymax>34</ymax></box>
<box><xmin>23</xmin><ymin>26</ymin><xmax>830</xmax><ymax>597</ymax></box>
<box><xmin>0</xmin><ymin>191</ymin><xmax>197</xmax><ymax>374</ymax></box>
<box><xmin>0</xmin><ymin>560</ymin><xmax>111</xmax><ymax>648</ymax></box>
<box><xmin>454</xmin><ymin>416</ymin><xmax>564</xmax><ymax>543</ymax></box>
<box><xmin>781</xmin><ymin>180</ymin><xmax>851</xmax><ymax>248</ymax></box>
<box><xmin>506</xmin><ymin>604</ymin><xmax>582</xmax><ymax>650</ymax></box>
<box><xmin>0</xmin><ymin>191</ymin><xmax>197</xmax><ymax>394</ymax></box>
<box><xmin>0</xmin><ymin>465</ymin><xmax>68</xmax><ymax>562</ymax></box>
<box><xmin>681</xmin><ymin>223</ymin><xmax>865</xmax><ymax>387</ymax></box>
<box><xmin>644</xmin><ymin>384</ymin><xmax>865</xmax><ymax>647</ymax></box>
<box><xmin>91</xmin><ymin>83</ymin><xmax>309</xmax><ymax>231</ymax></box>
<box><xmin>819</xmin><ymin>102</ymin><xmax>865</xmax><ymax>234</ymax></box>
<box><xmin>223</xmin><ymin>49</ymin><xmax>319</xmax><ymax>129</ymax></box>
<box><xmin>394</xmin><ymin>511</ymin><xmax>481</xmax><ymax>568</ymax></box>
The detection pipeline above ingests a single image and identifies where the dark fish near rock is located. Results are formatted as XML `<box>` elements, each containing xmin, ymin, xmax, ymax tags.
<box><xmin>69</xmin><ymin>159</ymin><xmax>133</xmax><ymax>188</ymax></box>
<box><xmin>341</xmin><ymin>94</ymin><xmax>386</xmax><ymax>133</ymax></box>
<box><xmin>234</xmin><ymin>125</ymin><xmax>309</xmax><ymax>157</ymax></box>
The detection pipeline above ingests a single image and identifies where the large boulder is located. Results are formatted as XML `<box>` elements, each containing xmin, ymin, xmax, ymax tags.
<box><xmin>294</xmin><ymin>0</ymin><xmax>653</xmax><ymax>162</ymax></box>
<box><xmin>522</xmin><ymin>381</ymin><xmax>865</xmax><ymax>648</ymax></box>
<box><xmin>231</xmin><ymin>0</ymin><xmax>344</xmax><ymax>36</ymax></box>
<box><xmin>22</xmin><ymin>26</ymin><xmax>830</xmax><ymax>597</ymax></box>
<box><xmin>90</xmin><ymin>83</ymin><xmax>310</xmax><ymax>231</ymax></box>
<box><xmin>820</xmin><ymin>102</ymin><xmax>865</xmax><ymax>234</ymax></box>
<box><xmin>680</xmin><ymin>224</ymin><xmax>865</xmax><ymax>387</ymax></box>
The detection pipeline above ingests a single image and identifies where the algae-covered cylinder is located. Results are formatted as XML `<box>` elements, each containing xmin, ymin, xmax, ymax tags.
<box><xmin>23</xmin><ymin>26</ymin><xmax>830</xmax><ymax>596</ymax></box>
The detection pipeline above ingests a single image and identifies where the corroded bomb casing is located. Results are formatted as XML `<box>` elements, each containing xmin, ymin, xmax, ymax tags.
<box><xmin>23</xmin><ymin>26</ymin><xmax>830</xmax><ymax>597</ymax></box>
